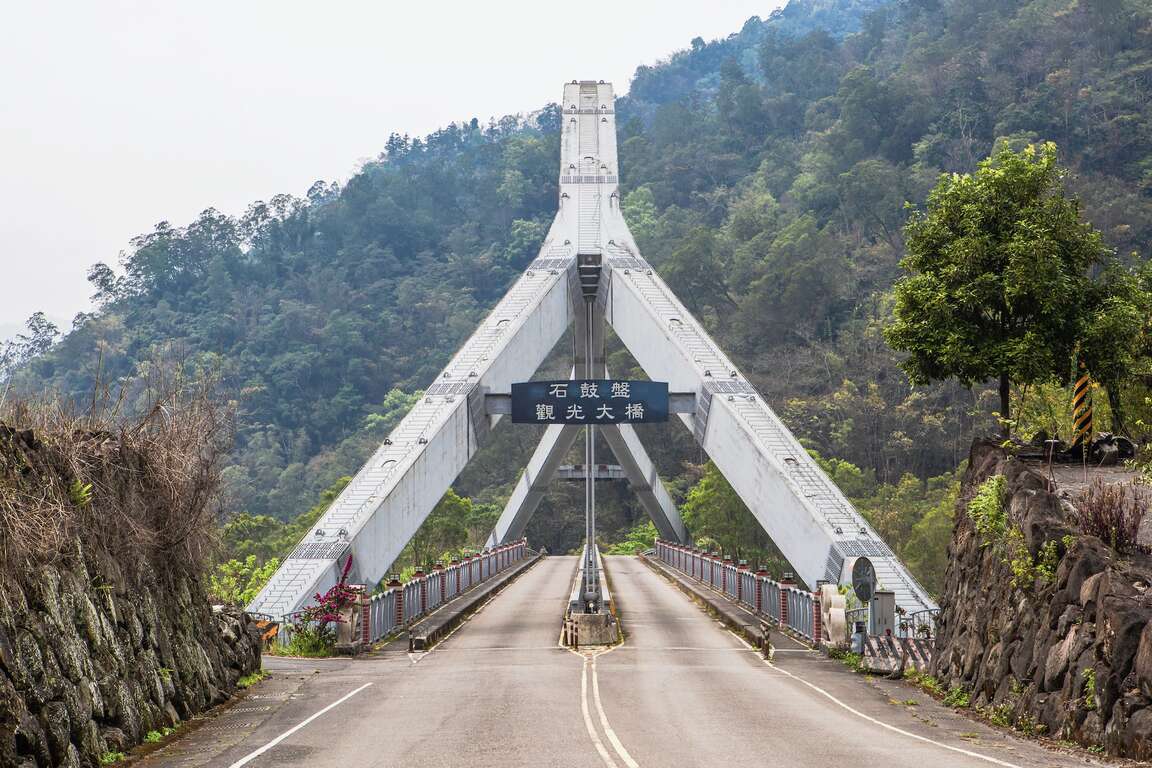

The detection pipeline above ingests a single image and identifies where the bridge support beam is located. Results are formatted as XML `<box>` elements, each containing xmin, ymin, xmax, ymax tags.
<box><xmin>600</xmin><ymin>422</ymin><xmax>686</xmax><ymax>543</ymax></box>
<box><xmin>488</xmin><ymin>423</ymin><xmax>581</xmax><ymax>547</ymax></box>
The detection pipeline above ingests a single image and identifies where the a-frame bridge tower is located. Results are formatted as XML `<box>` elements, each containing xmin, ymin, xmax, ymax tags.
<box><xmin>249</xmin><ymin>81</ymin><xmax>935</xmax><ymax>620</ymax></box>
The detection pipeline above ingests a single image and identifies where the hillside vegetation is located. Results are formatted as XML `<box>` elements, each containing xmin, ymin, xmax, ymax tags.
<box><xmin>6</xmin><ymin>0</ymin><xmax>1152</xmax><ymax>594</ymax></box>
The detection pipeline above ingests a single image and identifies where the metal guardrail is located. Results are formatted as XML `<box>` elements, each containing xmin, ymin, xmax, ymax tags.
<box><xmin>654</xmin><ymin>539</ymin><xmax>818</xmax><ymax>642</ymax></box>
<box><xmin>281</xmin><ymin>540</ymin><xmax>529</xmax><ymax>646</ymax></box>
<box><xmin>654</xmin><ymin>540</ymin><xmax>937</xmax><ymax>644</ymax></box>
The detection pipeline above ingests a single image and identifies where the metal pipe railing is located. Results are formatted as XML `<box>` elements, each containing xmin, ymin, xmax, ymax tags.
<box><xmin>653</xmin><ymin>539</ymin><xmax>816</xmax><ymax>642</ymax></box>
<box><xmin>280</xmin><ymin>539</ymin><xmax>529</xmax><ymax>647</ymax></box>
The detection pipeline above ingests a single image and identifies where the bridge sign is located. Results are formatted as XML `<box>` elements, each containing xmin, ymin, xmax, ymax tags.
<box><xmin>511</xmin><ymin>380</ymin><xmax>669</xmax><ymax>424</ymax></box>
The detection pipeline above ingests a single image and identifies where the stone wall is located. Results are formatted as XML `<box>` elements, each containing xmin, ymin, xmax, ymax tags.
<box><xmin>932</xmin><ymin>441</ymin><xmax>1152</xmax><ymax>758</ymax></box>
<box><xmin>0</xmin><ymin>552</ymin><xmax>261</xmax><ymax>768</ymax></box>
<box><xmin>0</xmin><ymin>554</ymin><xmax>260</xmax><ymax>764</ymax></box>
<box><xmin>0</xmin><ymin>421</ymin><xmax>260</xmax><ymax>767</ymax></box>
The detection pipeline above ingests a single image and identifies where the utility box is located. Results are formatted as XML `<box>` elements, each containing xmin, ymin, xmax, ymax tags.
<box><xmin>869</xmin><ymin>590</ymin><xmax>896</xmax><ymax>637</ymax></box>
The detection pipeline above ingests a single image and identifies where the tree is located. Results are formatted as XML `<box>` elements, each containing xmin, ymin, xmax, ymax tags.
<box><xmin>408</xmin><ymin>488</ymin><xmax>469</xmax><ymax>569</ymax></box>
<box><xmin>681</xmin><ymin>462</ymin><xmax>783</xmax><ymax>569</ymax></box>
<box><xmin>210</xmin><ymin>555</ymin><xmax>281</xmax><ymax>606</ymax></box>
<box><xmin>885</xmin><ymin>142</ymin><xmax>1130</xmax><ymax>436</ymax></box>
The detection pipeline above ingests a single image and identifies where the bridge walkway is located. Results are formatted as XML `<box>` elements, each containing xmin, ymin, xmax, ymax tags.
<box><xmin>141</xmin><ymin>556</ymin><xmax>1100</xmax><ymax>768</ymax></box>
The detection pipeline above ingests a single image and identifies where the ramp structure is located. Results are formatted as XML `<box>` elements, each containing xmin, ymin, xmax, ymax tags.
<box><xmin>249</xmin><ymin>81</ymin><xmax>936</xmax><ymax>621</ymax></box>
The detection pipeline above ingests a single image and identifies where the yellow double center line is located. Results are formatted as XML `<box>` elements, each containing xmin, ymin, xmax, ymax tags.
<box><xmin>579</xmin><ymin>654</ymin><xmax>639</xmax><ymax>768</ymax></box>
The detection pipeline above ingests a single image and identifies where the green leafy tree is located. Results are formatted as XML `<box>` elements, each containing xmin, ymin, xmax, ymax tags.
<box><xmin>681</xmin><ymin>462</ymin><xmax>784</xmax><ymax>570</ymax></box>
<box><xmin>605</xmin><ymin>520</ymin><xmax>658</xmax><ymax>555</ymax></box>
<box><xmin>211</xmin><ymin>555</ymin><xmax>281</xmax><ymax>606</ymax></box>
<box><xmin>408</xmin><ymin>488</ymin><xmax>470</xmax><ymax>569</ymax></box>
<box><xmin>885</xmin><ymin>143</ymin><xmax>1131</xmax><ymax>435</ymax></box>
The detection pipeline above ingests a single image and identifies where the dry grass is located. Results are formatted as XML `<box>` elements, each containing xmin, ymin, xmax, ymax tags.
<box><xmin>0</xmin><ymin>360</ymin><xmax>231</xmax><ymax>577</ymax></box>
<box><xmin>1076</xmin><ymin>479</ymin><xmax>1148</xmax><ymax>555</ymax></box>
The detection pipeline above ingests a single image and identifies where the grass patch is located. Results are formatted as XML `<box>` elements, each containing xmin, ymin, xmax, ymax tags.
<box><xmin>237</xmin><ymin>669</ymin><xmax>269</xmax><ymax>689</ymax></box>
<box><xmin>904</xmin><ymin>668</ymin><xmax>945</xmax><ymax>697</ymax></box>
<box><xmin>99</xmin><ymin>752</ymin><xmax>126</xmax><ymax>766</ymax></box>
<box><xmin>942</xmin><ymin>686</ymin><xmax>971</xmax><ymax>709</ymax></box>
<box><xmin>827</xmin><ymin>647</ymin><xmax>864</xmax><ymax>673</ymax></box>
<box><xmin>144</xmin><ymin>727</ymin><xmax>176</xmax><ymax>743</ymax></box>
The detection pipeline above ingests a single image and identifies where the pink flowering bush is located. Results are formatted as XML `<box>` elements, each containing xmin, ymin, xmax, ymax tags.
<box><xmin>284</xmin><ymin>555</ymin><xmax>359</xmax><ymax>656</ymax></box>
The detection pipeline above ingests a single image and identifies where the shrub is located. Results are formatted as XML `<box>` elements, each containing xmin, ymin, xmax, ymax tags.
<box><xmin>984</xmin><ymin>702</ymin><xmax>1015</xmax><ymax>728</ymax></box>
<box><xmin>1082</xmin><ymin>667</ymin><xmax>1097</xmax><ymax>710</ymax></box>
<box><xmin>273</xmin><ymin>554</ymin><xmax>359</xmax><ymax>657</ymax></box>
<box><xmin>1076</xmin><ymin>480</ymin><xmax>1146</xmax><ymax>554</ymax></box>
<box><xmin>0</xmin><ymin>360</ymin><xmax>229</xmax><ymax>573</ymax></box>
<box><xmin>967</xmin><ymin>475</ymin><xmax>1007</xmax><ymax>542</ymax></box>
<box><xmin>281</xmin><ymin>624</ymin><xmax>336</xmax><ymax>657</ymax></box>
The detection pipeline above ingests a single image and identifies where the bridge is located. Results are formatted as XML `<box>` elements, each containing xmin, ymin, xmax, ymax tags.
<box><xmin>152</xmin><ymin>554</ymin><xmax>1092</xmax><ymax>768</ymax></box>
<box><xmin>181</xmin><ymin>80</ymin><xmax>1106</xmax><ymax>767</ymax></box>
<box><xmin>248</xmin><ymin>80</ymin><xmax>934</xmax><ymax>623</ymax></box>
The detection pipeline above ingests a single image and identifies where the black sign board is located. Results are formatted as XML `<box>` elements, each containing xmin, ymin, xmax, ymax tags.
<box><xmin>511</xmin><ymin>380</ymin><xmax>669</xmax><ymax>424</ymax></box>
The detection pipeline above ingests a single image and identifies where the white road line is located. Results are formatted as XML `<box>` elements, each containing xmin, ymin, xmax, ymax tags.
<box><xmin>724</xmin><ymin>629</ymin><xmax>1027</xmax><ymax>768</ymax></box>
<box><xmin>226</xmin><ymin>682</ymin><xmax>374</xmax><ymax>768</ymax></box>
<box><xmin>590</xmin><ymin>659</ymin><xmax>640</xmax><ymax>768</ymax></box>
<box><xmin>763</xmin><ymin>662</ymin><xmax>1025</xmax><ymax>768</ymax></box>
<box><xmin>581</xmin><ymin>661</ymin><xmax>620</xmax><ymax>768</ymax></box>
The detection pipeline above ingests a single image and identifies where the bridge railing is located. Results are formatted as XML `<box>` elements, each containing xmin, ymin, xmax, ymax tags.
<box><xmin>280</xmin><ymin>540</ymin><xmax>529</xmax><ymax>648</ymax></box>
<box><xmin>366</xmin><ymin>539</ymin><xmax>528</xmax><ymax>644</ymax></box>
<box><xmin>653</xmin><ymin>540</ymin><xmax>940</xmax><ymax>644</ymax></box>
<box><xmin>653</xmin><ymin>539</ymin><xmax>820</xmax><ymax>643</ymax></box>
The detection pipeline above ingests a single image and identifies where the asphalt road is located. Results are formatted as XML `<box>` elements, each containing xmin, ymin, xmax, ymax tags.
<box><xmin>141</xmin><ymin>554</ymin><xmax>1105</xmax><ymax>768</ymax></box>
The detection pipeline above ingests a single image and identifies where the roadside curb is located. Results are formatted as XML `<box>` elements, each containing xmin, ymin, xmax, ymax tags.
<box><xmin>407</xmin><ymin>552</ymin><xmax>544</xmax><ymax>651</ymax></box>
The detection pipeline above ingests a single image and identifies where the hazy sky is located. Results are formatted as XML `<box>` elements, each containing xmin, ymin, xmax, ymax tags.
<box><xmin>0</xmin><ymin>0</ymin><xmax>781</xmax><ymax>337</ymax></box>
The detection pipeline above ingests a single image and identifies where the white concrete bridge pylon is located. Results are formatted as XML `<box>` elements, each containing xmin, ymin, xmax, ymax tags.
<box><xmin>249</xmin><ymin>80</ymin><xmax>935</xmax><ymax>621</ymax></box>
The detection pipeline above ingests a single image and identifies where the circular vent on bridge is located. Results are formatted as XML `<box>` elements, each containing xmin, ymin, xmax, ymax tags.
<box><xmin>851</xmin><ymin>557</ymin><xmax>876</xmax><ymax>603</ymax></box>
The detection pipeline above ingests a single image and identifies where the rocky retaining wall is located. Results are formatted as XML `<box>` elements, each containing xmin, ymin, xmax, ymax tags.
<box><xmin>0</xmin><ymin>555</ymin><xmax>261</xmax><ymax>768</ymax></box>
<box><xmin>0</xmin><ymin>421</ymin><xmax>260</xmax><ymax>768</ymax></box>
<box><xmin>932</xmin><ymin>441</ymin><xmax>1152</xmax><ymax>758</ymax></box>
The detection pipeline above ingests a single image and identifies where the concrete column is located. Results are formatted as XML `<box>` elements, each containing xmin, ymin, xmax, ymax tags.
<box><xmin>780</xmin><ymin>576</ymin><xmax>795</xmax><ymax>627</ymax></box>
<box><xmin>736</xmin><ymin>561</ymin><xmax>749</xmax><ymax>603</ymax></box>
<box><xmin>813</xmin><ymin>592</ymin><xmax>823</xmax><ymax>644</ymax></box>
<box><xmin>434</xmin><ymin>562</ymin><xmax>446</xmax><ymax>604</ymax></box>
<box><xmin>416</xmin><ymin>569</ymin><xmax>428</xmax><ymax>614</ymax></box>
<box><xmin>755</xmin><ymin>567</ymin><xmax>768</xmax><ymax>613</ymax></box>
<box><xmin>722</xmin><ymin>558</ymin><xmax>733</xmax><ymax>594</ymax></box>
<box><xmin>387</xmin><ymin>575</ymin><xmax>403</xmax><ymax>628</ymax></box>
<box><xmin>358</xmin><ymin>587</ymin><xmax>370</xmax><ymax>644</ymax></box>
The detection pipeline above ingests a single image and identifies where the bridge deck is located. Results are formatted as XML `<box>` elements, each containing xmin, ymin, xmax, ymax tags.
<box><xmin>144</xmin><ymin>556</ymin><xmax>1099</xmax><ymax>768</ymax></box>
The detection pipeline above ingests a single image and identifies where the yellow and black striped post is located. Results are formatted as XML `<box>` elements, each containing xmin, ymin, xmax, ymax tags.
<box><xmin>1071</xmin><ymin>369</ymin><xmax>1093</xmax><ymax>448</ymax></box>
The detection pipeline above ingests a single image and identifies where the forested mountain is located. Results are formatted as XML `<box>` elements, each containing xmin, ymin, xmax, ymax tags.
<box><xmin>7</xmin><ymin>0</ymin><xmax>1152</xmax><ymax>592</ymax></box>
